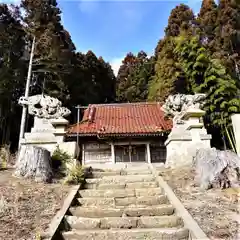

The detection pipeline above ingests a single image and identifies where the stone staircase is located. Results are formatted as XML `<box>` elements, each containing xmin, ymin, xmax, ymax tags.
<box><xmin>61</xmin><ymin>165</ymin><xmax>190</xmax><ymax>240</ymax></box>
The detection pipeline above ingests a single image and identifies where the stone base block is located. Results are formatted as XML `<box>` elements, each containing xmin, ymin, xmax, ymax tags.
<box><xmin>58</xmin><ymin>141</ymin><xmax>79</xmax><ymax>159</ymax></box>
<box><xmin>165</xmin><ymin>137</ymin><xmax>211</xmax><ymax>168</ymax></box>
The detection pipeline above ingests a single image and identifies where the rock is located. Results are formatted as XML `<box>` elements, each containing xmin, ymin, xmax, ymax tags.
<box><xmin>14</xmin><ymin>145</ymin><xmax>52</xmax><ymax>182</ymax></box>
<box><xmin>193</xmin><ymin>148</ymin><xmax>240</xmax><ymax>189</ymax></box>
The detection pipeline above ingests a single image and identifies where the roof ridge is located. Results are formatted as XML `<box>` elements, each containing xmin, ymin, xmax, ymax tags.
<box><xmin>89</xmin><ymin>102</ymin><xmax>161</xmax><ymax>107</ymax></box>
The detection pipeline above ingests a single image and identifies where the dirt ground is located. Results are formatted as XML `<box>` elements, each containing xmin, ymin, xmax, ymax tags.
<box><xmin>161</xmin><ymin>166</ymin><xmax>239</xmax><ymax>240</ymax></box>
<box><xmin>0</xmin><ymin>168</ymin><xmax>70</xmax><ymax>240</ymax></box>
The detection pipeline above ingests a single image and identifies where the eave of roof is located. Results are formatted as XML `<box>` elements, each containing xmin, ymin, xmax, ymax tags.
<box><xmin>67</xmin><ymin>131</ymin><xmax>170</xmax><ymax>138</ymax></box>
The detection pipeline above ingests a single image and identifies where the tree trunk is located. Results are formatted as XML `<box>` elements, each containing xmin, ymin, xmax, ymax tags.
<box><xmin>14</xmin><ymin>145</ymin><xmax>52</xmax><ymax>182</ymax></box>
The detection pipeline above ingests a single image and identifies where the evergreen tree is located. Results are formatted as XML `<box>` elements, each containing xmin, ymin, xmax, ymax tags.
<box><xmin>197</xmin><ymin>0</ymin><xmax>218</xmax><ymax>53</ymax></box>
<box><xmin>165</xmin><ymin>4</ymin><xmax>195</xmax><ymax>37</ymax></box>
<box><xmin>68</xmin><ymin>51</ymin><xmax>116</xmax><ymax>111</ymax></box>
<box><xmin>116</xmin><ymin>51</ymin><xmax>153</xmax><ymax>102</ymax></box>
<box><xmin>174</xmin><ymin>34</ymin><xmax>240</xmax><ymax>128</ymax></box>
<box><xmin>151</xmin><ymin>3</ymin><xmax>195</xmax><ymax>102</ymax></box>
<box><xmin>214</xmin><ymin>0</ymin><xmax>240</xmax><ymax>81</ymax></box>
<box><xmin>21</xmin><ymin>0</ymin><xmax>76</xmax><ymax>101</ymax></box>
<box><xmin>116</xmin><ymin>52</ymin><xmax>137</xmax><ymax>102</ymax></box>
<box><xmin>98</xmin><ymin>56</ymin><xmax>116</xmax><ymax>103</ymax></box>
<box><xmin>148</xmin><ymin>37</ymin><xmax>188</xmax><ymax>102</ymax></box>
<box><xmin>0</xmin><ymin>4</ymin><xmax>26</xmax><ymax>147</ymax></box>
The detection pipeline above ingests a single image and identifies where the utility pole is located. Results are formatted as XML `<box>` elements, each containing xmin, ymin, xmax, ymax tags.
<box><xmin>75</xmin><ymin>105</ymin><xmax>88</xmax><ymax>146</ymax></box>
<box><xmin>75</xmin><ymin>105</ymin><xmax>81</xmax><ymax>147</ymax></box>
<box><xmin>18</xmin><ymin>36</ymin><xmax>36</xmax><ymax>150</ymax></box>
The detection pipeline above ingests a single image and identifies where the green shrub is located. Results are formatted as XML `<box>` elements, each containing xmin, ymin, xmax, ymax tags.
<box><xmin>64</xmin><ymin>164</ymin><xmax>85</xmax><ymax>185</ymax></box>
<box><xmin>51</xmin><ymin>146</ymin><xmax>71</xmax><ymax>172</ymax></box>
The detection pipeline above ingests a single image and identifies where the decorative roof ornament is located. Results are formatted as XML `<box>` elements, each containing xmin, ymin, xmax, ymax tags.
<box><xmin>161</xmin><ymin>93</ymin><xmax>206</xmax><ymax>124</ymax></box>
<box><xmin>18</xmin><ymin>94</ymin><xmax>71</xmax><ymax>119</ymax></box>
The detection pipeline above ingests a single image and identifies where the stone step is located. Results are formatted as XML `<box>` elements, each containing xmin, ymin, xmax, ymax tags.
<box><xmin>78</xmin><ymin>197</ymin><xmax>115</xmax><ymax>207</ymax></box>
<box><xmin>62</xmin><ymin>227</ymin><xmax>189</xmax><ymax>240</ymax></box>
<box><xmin>85</xmin><ymin>175</ymin><xmax>155</xmax><ymax>184</ymax></box>
<box><xmin>91</xmin><ymin>171</ymin><xmax>121</xmax><ymax>178</ymax></box>
<box><xmin>84</xmin><ymin>181</ymin><xmax>158</xmax><ymax>190</ymax></box>
<box><xmin>115</xmin><ymin>195</ymin><xmax>168</xmax><ymax>206</ymax></box>
<box><xmin>120</xmin><ymin>169</ymin><xmax>152</xmax><ymax>175</ymax></box>
<box><xmin>77</xmin><ymin>195</ymin><xmax>168</xmax><ymax>207</ymax></box>
<box><xmin>101</xmin><ymin>175</ymin><xmax>156</xmax><ymax>183</ymax></box>
<box><xmin>90</xmin><ymin>169</ymin><xmax>152</xmax><ymax>178</ymax></box>
<box><xmin>65</xmin><ymin>215</ymin><xmax>183</xmax><ymax>230</ymax></box>
<box><xmin>69</xmin><ymin>205</ymin><xmax>174</xmax><ymax>218</ymax></box>
<box><xmin>79</xmin><ymin>188</ymin><xmax>163</xmax><ymax>198</ymax></box>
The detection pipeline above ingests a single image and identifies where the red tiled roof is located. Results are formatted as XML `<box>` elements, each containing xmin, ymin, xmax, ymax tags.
<box><xmin>67</xmin><ymin>102</ymin><xmax>172</xmax><ymax>137</ymax></box>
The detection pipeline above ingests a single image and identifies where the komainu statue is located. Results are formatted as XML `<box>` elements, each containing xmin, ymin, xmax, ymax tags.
<box><xmin>18</xmin><ymin>94</ymin><xmax>71</xmax><ymax>119</ymax></box>
<box><xmin>161</xmin><ymin>93</ymin><xmax>206</xmax><ymax>124</ymax></box>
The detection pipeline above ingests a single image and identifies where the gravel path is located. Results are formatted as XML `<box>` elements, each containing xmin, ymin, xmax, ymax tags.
<box><xmin>161</xmin><ymin>166</ymin><xmax>239</xmax><ymax>240</ymax></box>
<box><xmin>0</xmin><ymin>168</ymin><xmax>70</xmax><ymax>240</ymax></box>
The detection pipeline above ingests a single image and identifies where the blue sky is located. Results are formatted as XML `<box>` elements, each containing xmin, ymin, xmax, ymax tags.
<box><xmin>1</xmin><ymin>0</ymin><xmax>203</xmax><ymax>74</ymax></box>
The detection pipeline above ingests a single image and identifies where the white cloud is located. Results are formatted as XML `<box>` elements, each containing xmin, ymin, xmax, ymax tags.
<box><xmin>110</xmin><ymin>57</ymin><xmax>124</xmax><ymax>76</ymax></box>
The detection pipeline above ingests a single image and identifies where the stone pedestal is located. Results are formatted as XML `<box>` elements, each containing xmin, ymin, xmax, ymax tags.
<box><xmin>231</xmin><ymin>114</ymin><xmax>240</xmax><ymax>157</ymax></box>
<box><xmin>165</xmin><ymin>109</ymin><xmax>211</xmax><ymax>168</ymax></box>
<box><xmin>20</xmin><ymin>117</ymin><xmax>79</xmax><ymax>159</ymax></box>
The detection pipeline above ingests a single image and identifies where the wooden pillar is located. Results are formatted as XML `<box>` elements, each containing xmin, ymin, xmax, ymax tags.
<box><xmin>111</xmin><ymin>143</ymin><xmax>115</xmax><ymax>163</ymax></box>
<box><xmin>146</xmin><ymin>143</ymin><xmax>151</xmax><ymax>164</ymax></box>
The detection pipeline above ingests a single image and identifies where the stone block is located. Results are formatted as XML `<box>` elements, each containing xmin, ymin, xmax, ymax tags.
<box><xmin>135</xmin><ymin>188</ymin><xmax>163</xmax><ymax>197</ymax></box>
<box><xmin>62</xmin><ymin>228</ymin><xmax>189</xmax><ymax>240</ymax></box>
<box><xmin>70</xmin><ymin>207</ymin><xmax>123</xmax><ymax>218</ymax></box>
<box><xmin>136</xmin><ymin>195</ymin><xmax>168</xmax><ymax>205</ymax></box>
<box><xmin>91</xmin><ymin>171</ymin><xmax>121</xmax><ymax>178</ymax></box>
<box><xmin>123</xmin><ymin>205</ymin><xmax>174</xmax><ymax>217</ymax></box>
<box><xmin>126</xmin><ymin>181</ymin><xmax>158</xmax><ymax>189</ymax></box>
<box><xmin>98</xmin><ymin>183</ymin><xmax>126</xmax><ymax>190</ymax></box>
<box><xmin>115</xmin><ymin>197</ymin><xmax>136</xmax><ymax>206</ymax></box>
<box><xmin>77</xmin><ymin>197</ymin><xmax>115</xmax><ymax>207</ymax></box>
<box><xmin>79</xmin><ymin>189</ymin><xmax>135</xmax><ymax>198</ymax></box>
<box><xmin>100</xmin><ymin>217</ymin><xmax>138</xmax><ymax>229</ymax></box>
<box><xmin>58</xmin><ymin>141</ymin><xmax>79</xmax><ymax>158</ymax></box>
<box><xmin>65</xmin><ymin>216</ymin><xmax>100</xmax><ymax>229</ymax></box>
<box><xmin>121</xmin><ymin>170</ymin><xmax>152</xmax><ymax>175</ymax></box>
<box><xmin>101</xmin><ymin>175</ymin><xmax>155</xmax><ymax>184</ymax></box>
<box><xmin>138</xmin><ymin>216</ymin><xmax>183</xmax><ymax>228</ymax></box>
